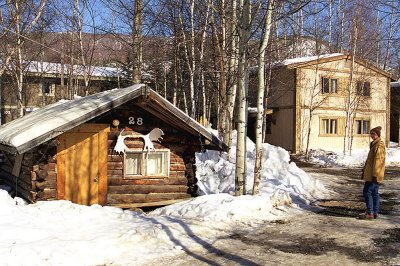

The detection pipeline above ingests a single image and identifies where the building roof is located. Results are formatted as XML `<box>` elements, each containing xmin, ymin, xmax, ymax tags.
<box><xmin>0</xmin><ymin>84</ymin><xmax>227</xmax><ymax>154</ymax></box>
<box><xmin>277</xmin><ymin>53</ymin><xmax>396</xmax><ymax>80</ymax></box>
<box><xmin>274</xmin><ymin>53</ymin><xmax>344</xmax><ymax>67</ymax></box>
<box><xmin>24</xmin><ymin>61</ymin><xmax>120</xmax><ymax>80</ymax></box>
<box><xmin>391</xmin><ymin>81</ymin><xmax>400</xmax><ymax>88</ymax></box>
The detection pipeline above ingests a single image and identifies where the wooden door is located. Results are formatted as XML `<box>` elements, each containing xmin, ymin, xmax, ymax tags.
<box><xmin>57</xmin><ymin>124</ymin><xmax>109</xmax><ymax>205</ymax></box>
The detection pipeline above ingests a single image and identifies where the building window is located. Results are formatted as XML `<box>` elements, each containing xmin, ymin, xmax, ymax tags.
<box><xmin>124</xmin><ymin>150</ymin><xmax>169</xmax><ymax>178</ymax></box>
<box><xmin>321</xmin><ymin>118</ymin><xmax>337</xmax><ymax>135</ymax></box>
<box><xmin>355</xmin><ymin>119</ymin><xmax>370</xmax><ymax>135</ymax></box>
<box><xmin>40</xmin><ymin>82</ymin><xmax>55</xmax><ymax>96</ymax></box>
<box><xmin>356</xmin><ymin>81</ymin><xmax>370</xmax><ymax>96</ymax></box>
<box><xmin>322</xmin><ymin>77</ymin><xmax>338</xmax><ymax>94</ymax></box>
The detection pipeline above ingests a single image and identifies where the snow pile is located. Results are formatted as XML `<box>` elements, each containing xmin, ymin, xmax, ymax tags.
<box><xmin>307</xmin><ymin>142</ymin><xmax>400</xmax><ymax>167</ymax></box>
<box><xmin>151</xmin><ymin>131</ymin><xmax>327</xmax><ymax>224</ymax></box>
<box><xmin>0</xmin><ymin>190</ymin><xmax>178</xmax><ymax>265</ymax></box>
<box><xmin>150</xmin><ymin>193</ymin><xmax>280</xmax><ymax>225</ymax></box>
<box><xmin>194</xmin><ymin>132</ymin><xmax>326</xmax><ymax>205</ymax></box>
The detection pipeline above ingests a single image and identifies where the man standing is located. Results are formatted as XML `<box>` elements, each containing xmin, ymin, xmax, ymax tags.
<box><xmin>360</xmin><ymin>126</ymin><xmax>386</xmax><ymax>219</ymax></box>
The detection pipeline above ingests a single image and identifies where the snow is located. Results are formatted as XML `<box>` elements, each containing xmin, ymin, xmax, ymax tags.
<box><xmin>307</xmin><ymin>141</ymin><xmax>400</xmax><ymax>167</ymax></box>
<box><xmin>391</xmin><ymin>81</ymin><xmax>400</xmax><ymax>88</ymax></box>
<box><xmin>0</xmin><ymin>131</ymin><xmax>328</xmax><ymax>265</ymax></box>
<box><xmin>248</xmin><ymin>53</ymin><xmax>343</xmax><ymax>73</ymax></box>
<box><xmin>25</xmin><ymin>60</ymin><xmax>120</xmax><ymax>78</ymax></box>
<box><xmin>274</xmin><ymin>53</ymin><xmax>343</xmax><ymax>67</ymax></box>
<box><xmin>0</xmin><ymin>85</ymin><xmax>144</xmax><ymax>153</ymax></box>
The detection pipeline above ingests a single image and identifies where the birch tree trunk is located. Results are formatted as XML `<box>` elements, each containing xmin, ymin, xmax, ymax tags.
<box><xmin>199</xmin><ymin>0</ymin><xmax>211</xmax><ymax>126</ymax></box>
<box><xmin>383</xmin><ymin>0</ymin><xmax>394</xmax><ymax>70</ymax></box>
<box><xmin>7</xmin><ymin>0</ymin><xmax>46</xmax><ymax>117</ymax></box>
<box><xmin>224</xmin><ymin>0</ymin><xmax>238</xmax><ymax>158</ymax></box>
<box><xmin>375</xmin><ymin>4</ymin><xmax>381</xmax><ymax>65</ymax></box>
<box><xmin>235</xmin><ymin>0</ymin><xmax>250</xmax><ymax>196</ymax></box>
<box><xmin>253</xmin><ymin>0</ymin><xmax>274</xmax><ymax>195</ymax></box>
<box><xmin>344</xmin><ymin>15</ymin><xmax>358</xmax><ymax>156</ymax></box>
<box><xmin>132</xmin><ymin>0</ymin><xmax>143</xmax><ymax>84</ymax></box>
<box><xmin>178</xmin><ymin>1</ymin><xmax>196</xmax><ymax>118</ymax></box>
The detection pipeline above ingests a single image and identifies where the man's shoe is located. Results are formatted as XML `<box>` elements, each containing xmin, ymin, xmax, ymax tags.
<box><xmin>373</xmin><ymin>214</ymin><xmax>378</xmax><ymax>219</ymax></box>
<box><xmin>359</xmin><ymin>213</ymin><xmax>374</xmax><ymax>220</ymax></box>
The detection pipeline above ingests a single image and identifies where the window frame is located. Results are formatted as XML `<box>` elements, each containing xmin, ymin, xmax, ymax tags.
<box><xmin>39</xmin><ymin>82</ymin><xmax>56</xmax><ymax>97</ymax></box>
<box><xmin>354</xmin><ymin>119</ymin><xmax>371</xmax><ymax>135</ymax></box>
<box><xmin>320</xmin><ymin>118</ymin><xmax>339</xmax><ymax>136</ymax></box>
<box><xmin>356</xmin><ymin>80</ymin><xmax>371</xmax><ymax>97</ymax></box>
<box><xmin>124</xmin><ymin>149</ymin><xmax>170</xmax><ymax>179</ymax></box>
<box><xmin>321</xmin><ymin>77</ymin><xmax>338</xmax><ymax>94</ymax></box>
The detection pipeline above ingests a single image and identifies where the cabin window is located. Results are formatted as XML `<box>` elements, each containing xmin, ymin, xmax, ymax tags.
<box><xmin>356</xmin><ymin>81</ymin><xmax>370</xmax><ymax>96</ymax></box>
<box><xmin>355</xmin><ymin>119</ymin><xmax>370</xmax><ymax>135</ymax></box>
<box><xmin>322</xmin><ymin>77</ymin><xmax>338</xmax><ymax>94</ymax></box>
<box><xmin>40</xmin><ymin>82</ymin><xmax>55</xmax><ymax>96</ymax></box>
<box><xmin>321</xmin><ymin>118</ymin><xmax>337</xmax><ymax>135</ymax></box>
<box><xmin>124</xmin><ymin>150</ymin><xmax>170</xmax><ymax>178</ymax></box>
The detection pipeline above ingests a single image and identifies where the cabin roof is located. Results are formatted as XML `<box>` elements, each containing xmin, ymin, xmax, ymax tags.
<box><xmin>0</xmin><ymin>84</ymin><xmax>227</xmax><ymax>154</ymax></box>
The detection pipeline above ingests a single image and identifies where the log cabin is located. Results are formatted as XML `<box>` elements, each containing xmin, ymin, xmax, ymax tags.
<box><xmin>0</xmin><ymin>84</ymin><xmax>227</xmax><ymax>208</ymax></box>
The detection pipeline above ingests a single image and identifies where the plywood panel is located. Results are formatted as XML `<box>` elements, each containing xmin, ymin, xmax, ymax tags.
<box><xmin>64</xmin><ymin>132</ymin><xmax>99</xmax><ymax>205</ymax></box>
<box><xmin>57</xmin><ymin>124</ymin><xmax>110</xmax><ymax>205</ymax></box>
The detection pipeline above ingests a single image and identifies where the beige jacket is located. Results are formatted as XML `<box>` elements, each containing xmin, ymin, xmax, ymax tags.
<box><xmin>362</xmin><ymin>137</ymin><xmax>386</xmax><ymax>183</ymax></box>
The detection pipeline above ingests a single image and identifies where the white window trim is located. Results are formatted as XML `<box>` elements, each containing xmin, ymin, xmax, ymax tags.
<box><xmin>124</xmin><ymin>149</ymin><xmax>170</xmax><ymax>179</ymax></box>
<box><xmin>320</xmin><ymin>118</ymin><xmax>338</xmax><ymax>135</ymax></box>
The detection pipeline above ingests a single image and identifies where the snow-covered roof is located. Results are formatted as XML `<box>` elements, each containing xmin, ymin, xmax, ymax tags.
<box><xmin>250</xmin><ymin>53</ymin><xmax>396</xmax><ymax>79</ymax></box>
<box><xmin>391</xmin><ymin>81</ymin><xmax>400</xmax><ymax>88</ymax></box>
<box><xmin>274</xmin><ymin>53</ymin><xmax>344</xmax><ymax>67</ymax></box>
<box><xmin>25</xmin><ymin>61</ymin><xmax>120</xmax><ymax>78</ymax></box>
<box><xmin>0</xmin><ymin>85</ymin><xmax>226</xmax><ymax>154</ymax></box>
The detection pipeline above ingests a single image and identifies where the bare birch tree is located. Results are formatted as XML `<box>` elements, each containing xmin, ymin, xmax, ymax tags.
<box><xmin>5</xmin><ymin>0</ymin><xmax>47</xmax><ymax>117</ymax></box>
<box><xmin>253</xmin><ymin>0</ymin><xmax>274</xmax><ymax>195</ymax></box>
<box><xmin>235</xmin><ymin>0</ymin><xmax>250</xmax><ymax>196</ymax></box>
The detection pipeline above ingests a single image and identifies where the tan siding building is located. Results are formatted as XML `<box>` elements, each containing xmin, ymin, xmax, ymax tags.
<box><xmin>250</xmin><ymin>54</ymin><xmax>395</xmax><ymax>153</ymax></box>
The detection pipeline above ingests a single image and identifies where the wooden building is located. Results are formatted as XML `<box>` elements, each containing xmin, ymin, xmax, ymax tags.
<box><xmin>0</xmin><ymin>61</ymin><xmax>121</xmax><ymax>124</ymax></box>
<box><xmin>0</xmin><ymin>84</ymin><xmax>226</xmax><ymax>208</ymax></box>
<box><xmin>248</xmin><ymin>53</ymin><xmax>396</xmax><ymax>153</ymax></box>
<box><xmin>390</xmin><ymin>81</ymin><xmax>400</xmax><ymax>143</ymax></box>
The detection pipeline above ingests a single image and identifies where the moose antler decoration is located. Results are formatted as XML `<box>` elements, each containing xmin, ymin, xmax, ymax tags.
<box><xmin>114</xmin><ymin>128</ymin><xmax>164</xmax><ymax>153</ymax></box>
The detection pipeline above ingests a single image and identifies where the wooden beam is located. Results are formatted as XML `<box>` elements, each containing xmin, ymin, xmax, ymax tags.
<box><xmin>108</xmin><ymin>198</ymin><xmax>190</xmax><ymax>209</ymax></box>
<box><xmin>56</xmin><ymin>134</ymin><xmax>66</xmax><ymax>200</ymax></box>
<box><xmin>12</xmin><ymin>154</ymin><xmax>24</xmax><ymax>177</ymax></box>
<box><xmin>98</xmin><ymin>126</ymin><xmax>110</xmax><ymax>205</ymax></box>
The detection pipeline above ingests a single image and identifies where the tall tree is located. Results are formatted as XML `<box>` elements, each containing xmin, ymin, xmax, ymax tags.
<box><xmin>235</xmin><ymin>0</ymin><xmax>250</xmax><ymax>196</ymax></box>
<box><xmin>132</xmin><ymin>0</ymin><xmax>143</xmax><ymax>83</ymax></box>
<box><xmin>253</xmin><ymin>0</ymin><xmax>275</xmax><ymax>195</ymax></box>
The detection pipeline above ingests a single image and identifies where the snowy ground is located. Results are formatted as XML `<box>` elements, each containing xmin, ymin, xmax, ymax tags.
<box><xmin>1</xmin><ymin>133</ymin><xmax>399</xmax><ymax>265</ymax></box>
<box><xmin>307</xmin><ymin>142</ymin><xmax>400</xmax><ymax>167</ymax></box>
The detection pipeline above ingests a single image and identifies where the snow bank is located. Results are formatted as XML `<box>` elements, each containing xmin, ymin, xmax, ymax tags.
<box><xmin>152</xmin><ymin>131</ymin><xmax>328</xmax><ymax>224</ymax></box>
<box><xmin>0</xmin><ymin>190</ymin><xmax>179</xmax><ymax>265</ymax></box>
<box><xmin>308</xmin><ymin>142</ymin><xmax>400</xmax><ymax>167</ymax></box>
<box><xmin>195</xmin><ymin>131</ymin><xmax>326</xmax><ymax>204</ymax></box>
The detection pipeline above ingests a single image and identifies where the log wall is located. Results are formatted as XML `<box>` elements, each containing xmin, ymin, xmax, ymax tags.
<box><xmin>106</xmin><ymin>130</ymin><xmax>195</xmax><ymax>207</ymax></box>
<box><xmin>0</xmin><ymin>142</ymin><xmax>57</xmax><ymax>202</ymax></box>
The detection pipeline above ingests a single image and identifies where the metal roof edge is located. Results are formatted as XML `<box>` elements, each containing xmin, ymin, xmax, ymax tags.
<box><xmin>146</xmin><ymin>89</ymin><xmax>228</xmax><ymax>151</ymax></box>
<box><xmin>4</xmin><ymin>84</ymin><xmax>146</xmax><ymax>154</ymax></box>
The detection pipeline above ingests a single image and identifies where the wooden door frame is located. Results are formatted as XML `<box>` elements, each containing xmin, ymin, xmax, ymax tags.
<box><xmin>57</xmin><ymin>123</ymin><xmax>110</xmax><ymax>205</ymax></box>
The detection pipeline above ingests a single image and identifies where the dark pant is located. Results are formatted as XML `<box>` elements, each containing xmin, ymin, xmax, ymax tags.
<box><xmin>363</xmin><ymin>181</ymin><xmax>380</xmax><ymax>215</ymax></box>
